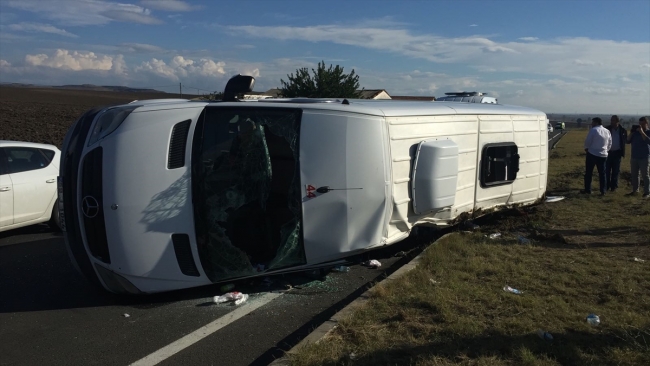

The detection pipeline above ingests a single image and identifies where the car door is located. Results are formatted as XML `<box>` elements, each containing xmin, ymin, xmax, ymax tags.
<box><xmin>0</xmin><ymin>149</ymin><xmax>14</xmax><ymax>228</ymax></box>
<box><xmin>6</xmin><ymin>147</ymin><xmax>57</xmax><ymax>224</ymax></box>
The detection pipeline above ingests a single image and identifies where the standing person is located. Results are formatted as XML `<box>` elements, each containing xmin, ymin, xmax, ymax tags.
<box><xmin>605</xmin><ymin>115</ymin><xmax>627</xmax><ymax>192</ymax></box>
<box><xmin>626</xmin><ymin>117</ymin><xmax>650</xmax><ymax>198</ymax></box>
<box><xmin>582</xmin><ymin>117</ymin><xmax>612</xmax><ymax>196</ymax></box>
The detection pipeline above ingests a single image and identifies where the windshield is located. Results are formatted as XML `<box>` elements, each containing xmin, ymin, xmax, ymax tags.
<box><xmin>191</xmin><ymin>107</ymin><xmax>304</xmax><ymax>282</ymax></box>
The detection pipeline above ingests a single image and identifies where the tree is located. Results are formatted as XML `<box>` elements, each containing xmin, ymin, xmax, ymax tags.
<box><xmin>280</xmin><ymin>61</ymin><xmax>362</xmax><ymax>98</ymax></box>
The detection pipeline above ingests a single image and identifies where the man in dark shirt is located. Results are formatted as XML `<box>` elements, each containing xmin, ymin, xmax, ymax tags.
<box><xmin>626</xmin><ymin>117</ymin><xmax>650</xmax><ymax>197</ymax></box>
<box><xmin>605</xmin><ymin>115</ymin><xmax>627</xmax><ymax>192</ymax></box>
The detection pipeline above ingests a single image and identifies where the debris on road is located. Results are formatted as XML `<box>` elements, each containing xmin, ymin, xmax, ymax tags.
<box><xmin>537</xmin><ymin>329</ymin><xmax>554</xmax><ymax>341</ymax></box>
<box><xmin>634</xmin><ymin>257</ymin><xmax>645</xmax><ymax>263</ymax></box>
<box><xmin>123</xmin><ymin>313</ymin><xmax>130</xmax><ymax>318</ymax></box>
<box><xmin>213</xmin><ymin>292</ymin><xmax>249</xmax><ymax>305</ymax></box>
<box><xmin>545</xmin><ymin>196</ymin><xmax>566</xmax><ymax>203</ymax></box>
<box><xmin>332</xmin><ymin>266</ymin><xmax>350</xmax><ymax>273</ymax></box>
<box><xmin>586</xmin><ymin>313</ymin><xmax>600</xmax><ymax>326</ymax></box>
<box><xmin>363</xmin><ymin>260</ymin><xmax>382</xmax><ymax>268</ymax></box>
<box><xmin>503</xmin><ymin>285</ymin><xmax>523</xmax><ymax>295</ymax></box>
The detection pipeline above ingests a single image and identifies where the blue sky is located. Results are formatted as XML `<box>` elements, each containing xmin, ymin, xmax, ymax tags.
<box><xmin>1</xmin><ymin>0</ymin><xmax>649</xmax><ymax>114</ymax></box>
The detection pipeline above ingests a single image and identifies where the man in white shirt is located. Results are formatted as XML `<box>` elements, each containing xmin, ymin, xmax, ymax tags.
<box><xmin>583</xmin><ymin>117</ymin><xmax>612</xmax><ymax>195</ymax></box>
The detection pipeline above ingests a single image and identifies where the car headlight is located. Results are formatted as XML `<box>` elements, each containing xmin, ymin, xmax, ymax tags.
<box><xmin>87</xmin><ymin>106</ymin><xmax>138</xmax><ymax>146</ymax></box>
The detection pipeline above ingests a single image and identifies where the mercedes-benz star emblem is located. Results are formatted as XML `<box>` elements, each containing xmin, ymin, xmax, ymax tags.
<box><xmin>81</xmin><ymin>196</ymin><xmax>100</xmax><ymax>218</ymax></box>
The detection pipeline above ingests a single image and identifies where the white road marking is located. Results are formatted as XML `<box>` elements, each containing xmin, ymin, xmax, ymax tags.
<box><xmin>130</xmin><ymin>292</ymin><xmax>283</xmax><ymax>366</ymax></box>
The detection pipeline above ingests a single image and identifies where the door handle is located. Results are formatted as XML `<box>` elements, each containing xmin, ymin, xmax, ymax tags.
<box><xmin>46</xmin><ymin>179</ymin><xmax>56</xmax><ymax>183</ymax></box>
<box><xmin>0</xmin><ymin>187</ymin><xmax>11</xmax><ymax>192</ymax></box>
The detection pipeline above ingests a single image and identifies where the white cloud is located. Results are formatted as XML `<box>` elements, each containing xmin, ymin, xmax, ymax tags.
<box><xmin>469</xmin><ymin>24</ymin><xmax>478</xmax><ymax>27</ymax></box>
<box><xmin>140</xmin><ymin>0</ymin><xmax>198</xmax><ymax>12</ymax></box>
<box><xmin>518</xmin><ymin>37</ymin><xmax>538</xmax><ymax>41</ymax></box>
<box><xmin>25</xmin><ymin>49</ymin><xmax>114</xmax><ymax>72</ymax></box>
<box><xmin>119</xmin><ymin>43</ymin><xmax>165</xmax><ymax>53</ymax></box>
<box><xmin>3</xmin><ymin>0</ymin><xmax>162</xmax><ymax>26</ymax></box>
<box><xmin>642</xmin><ymin>63</ymin><xmax>650</xmax><ymax>68</ymax></box>
<box><xmin>7</xmin><ymin>22</ymin><xmax>78</xmax><ymax>38</ymax></box>
<box><xmin>0</xmin><ymin>59</ymin><xmax>11</xmax><ymax>68</ymax></box>
<box><xmin>135</xmin><ymin>55</ymin><xmax>226</xmax><ymax>81</ymax></box>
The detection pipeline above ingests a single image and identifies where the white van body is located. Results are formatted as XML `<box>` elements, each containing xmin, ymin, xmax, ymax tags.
<box><xmin>60</xmin><ymin>99</ymin><xmax>548</xmax><ymax>294</ymax></box>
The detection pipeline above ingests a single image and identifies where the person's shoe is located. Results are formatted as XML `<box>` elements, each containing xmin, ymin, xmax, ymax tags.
<box><xmin>580</xmin><ymin>190</ymin><xmax>592</xmax><ymax>194</ymax></box>
<box><xmin>626</xmin><ymin>191</ymin><xmax>639</xmax><ymax>196</ymax></box>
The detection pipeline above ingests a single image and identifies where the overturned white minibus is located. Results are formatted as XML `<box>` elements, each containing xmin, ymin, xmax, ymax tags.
<box><xmin>60</xmin><ymin>76</ymin><xmax>548</xmax><ymax>294</ymax></box>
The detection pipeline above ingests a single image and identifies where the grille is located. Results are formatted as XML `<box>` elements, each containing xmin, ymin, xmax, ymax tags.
<box><xmin>168</xmin><ymin>120</ymin><xmax>191</xmax><ymax>169</ymax></box>
<box><xmin>81</xmin><ymin>147</ymin><xmax>111</xmax><ymax>264</ymax></box>
<box><xmin>172</xmin><ymin>234</ymin><xmax>200</xmax><ymax>276</ymax></box>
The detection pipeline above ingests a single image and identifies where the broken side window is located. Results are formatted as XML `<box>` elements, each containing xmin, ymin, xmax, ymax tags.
<box><xmin>192</xmin><ymin>107</ymin><xmax>305</xmax><ymax>282</ymax></box>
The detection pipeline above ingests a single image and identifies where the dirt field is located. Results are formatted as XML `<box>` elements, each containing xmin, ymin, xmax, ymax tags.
<box><xmin>0</xmin><ymin>87</ymin><xmax>181</xmax><ymax>148</ymax></box>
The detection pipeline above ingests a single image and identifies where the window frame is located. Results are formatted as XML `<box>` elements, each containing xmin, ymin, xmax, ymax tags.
<box><xmin>5</xmin><ymin>146</ymin><xmax>53</xmax><ymax>174</ymax></box>
<box><xmin>479</xmin><ymin>142</ymin><xmax>520</xmax><ymax>188</ymax></box>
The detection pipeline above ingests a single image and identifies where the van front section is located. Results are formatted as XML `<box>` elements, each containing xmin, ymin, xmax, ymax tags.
<box><xmin>62</xmin><ymin>103</ymin><xmax>210</xmax><ymax>294</ymax></box>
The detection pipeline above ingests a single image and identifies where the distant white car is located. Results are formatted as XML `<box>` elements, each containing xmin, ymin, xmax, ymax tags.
<box><xmin>0</xmin><ymin>141</ymin><xmax>61</xmax><ymax>232</ymax></box>
<box><xmin>547</xmin><ymin>123</ymin><xmax>553</xmax><ymax>133</ymax></box>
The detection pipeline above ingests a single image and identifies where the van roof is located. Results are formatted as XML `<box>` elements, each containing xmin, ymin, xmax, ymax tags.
<box><xmin>126</xmin><ymin>98</ymin><xmax>545</xmax><ymax>118</ymax></box>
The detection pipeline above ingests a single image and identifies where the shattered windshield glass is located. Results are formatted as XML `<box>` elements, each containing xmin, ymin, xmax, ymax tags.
<box><xmin>193</xmin><ymin>107</ymin><xmax>305</xmax><ymax>282</ymax></box>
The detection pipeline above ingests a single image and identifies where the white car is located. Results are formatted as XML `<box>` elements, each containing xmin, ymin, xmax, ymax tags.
<box><xmin>547</xmin><ymin>123</ymin><xmax>553</xmax><ymax>133</ymax></box>
<box><xmin>0</xmin><ymin>141</ymin><xmax>61</xmax><ymax>232</ymax></box>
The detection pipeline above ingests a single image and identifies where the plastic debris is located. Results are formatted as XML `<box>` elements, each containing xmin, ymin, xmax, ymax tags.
<box><xmin>586</xmin><ymin>313</ymin><xmax>600</xmax><ymax>326</ymax></box>
<box><xmin>123</xmin><ymin>313</ymin><xmax>130</xmax><ymax>318</ymax></box>
<box><xmin>332</xmin><ymin>266</ymin><xmax>350</xmax><ymax>273</ymax></box>
<box><xmin>488</xmin><ymin>233</ymin><xmax>502</xmax><ymax>239</ymax></box>
<box><xmin>517</xmin><ymin>235</ymin><xmax>531</xmax><ymax>244</ymax></box>
<box><xmin>429</xmin><ymin>279</ymin><xmax>440</xmax><ymax>285</ymax></box>
<box><xmin>545</xmin><ymin>196</ymin><xmax>566</xmax><ymax>203</ymax></box>
<box><xmin>220</xmin><ymin>283</ymin><xmax>235</xmax><ymax>292</ymax></box>
<box><xmin>364</xmin><ymin>260</ymin><xmax>382</xmax><ymax>268</ymax></box>
<box><xmin>537</xmin><ymin>329</ymin><xmax>554</xmax><ymax>341</ymax></box>
<box><xmin>349</xmin><ymin>352</ymin><xmax>357</xmax><ymax>360</ymax></box>
<box><xmin>503</xmin><ymin>285</ymin><xmax>523</xmax><ymax>295</ymax></box>
<box><xmin>634</xmin><ymin>257</ymin><xmax>645</xmax><ymax>263</ymax></box>
<box><xmin>213</xmin><ymin>291</ymin><xmax>249</xmax><ymax>305</ymax></box>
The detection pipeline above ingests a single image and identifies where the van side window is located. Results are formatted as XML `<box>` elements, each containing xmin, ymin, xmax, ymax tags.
<box><xmin>0</xmin><ymin>149</ymin><xmax>8</xmax><ymax>175</ymax></box>
<box><xmin>480</xmin><ymin>143</ymin><xmax>519</xmax><ymax>187</ymax></box>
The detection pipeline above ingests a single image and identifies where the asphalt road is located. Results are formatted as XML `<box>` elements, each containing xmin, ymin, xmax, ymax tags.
<box><xmin>0</xmin><ymin>224</ymin><xmax>434</xmax><ymax>366</ymax></box>
<box><xmin>0</xmin><ymin>129</ymin><xmax>561</xmax><ymax>366</ymax></box>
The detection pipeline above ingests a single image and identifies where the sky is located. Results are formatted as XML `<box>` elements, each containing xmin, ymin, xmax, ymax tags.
<box><xmin>0</xmin><ymin>0</ymin><xmax>649</xmax><ymax>114</ymax></box>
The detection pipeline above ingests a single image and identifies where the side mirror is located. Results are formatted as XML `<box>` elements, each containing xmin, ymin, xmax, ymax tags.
<box><xmin>223</xmin><ymin>74</ymin><xmax>255</xmax><ymax>102</ymax></box>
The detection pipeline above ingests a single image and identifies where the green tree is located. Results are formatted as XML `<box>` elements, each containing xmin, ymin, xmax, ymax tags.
<box><xmin>280</xmin><ymin>61</ymin><xmax>362</xmax><ymax>98</ymax></box>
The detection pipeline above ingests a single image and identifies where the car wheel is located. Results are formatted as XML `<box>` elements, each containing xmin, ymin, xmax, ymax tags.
<box><xmin>49</xmin><ymin>199</ymin><xmax>62</xmax><ymax>231</ymax></box>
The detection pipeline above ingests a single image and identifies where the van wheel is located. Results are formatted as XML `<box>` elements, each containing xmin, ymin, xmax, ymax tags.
<box><xmin>49</xmin><ymin>199</ymin><xmax>62</xmax><ymax>231</ymax></box>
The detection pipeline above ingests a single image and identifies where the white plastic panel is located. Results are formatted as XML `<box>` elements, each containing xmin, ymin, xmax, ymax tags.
<box><xmin>411</xmin><ymin>139</ymin><xmax>459</xmax><ymax>214</ymax></box>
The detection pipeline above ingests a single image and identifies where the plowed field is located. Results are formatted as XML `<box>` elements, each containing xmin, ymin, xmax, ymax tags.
<box><xmin>0</xmin><ymin>87</ymin><xmax>179</xmax><ymax>148</ymax></box>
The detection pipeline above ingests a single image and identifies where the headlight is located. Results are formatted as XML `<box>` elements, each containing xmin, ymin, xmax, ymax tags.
<box><xmin>87</xmin><ymin>106</ymin><xmax>138</xmax><ymax>146</ymax></box>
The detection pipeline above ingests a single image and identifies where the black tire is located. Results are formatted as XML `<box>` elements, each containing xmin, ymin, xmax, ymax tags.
<box><xmin>49</xmin><ymin>199</ymin><xmax>62</xmax><ymax>231</ymax></box>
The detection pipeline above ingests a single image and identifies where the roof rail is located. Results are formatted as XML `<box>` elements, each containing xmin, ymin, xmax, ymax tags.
<box><xmin>256</xmin><ymin>98</ymin><xmax>343</xmax><ymax>104</ymax></box>
<box><xmin>443</xmin><ymin>91</ymin><xmax>486</xmax><ymax>97</ymax></box>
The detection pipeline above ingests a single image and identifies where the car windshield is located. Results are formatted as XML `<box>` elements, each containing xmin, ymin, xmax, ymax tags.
<box><xmin>191</xmin><ymin>107</ymin><xmax>305</xmax><ymax>282</ymax></box>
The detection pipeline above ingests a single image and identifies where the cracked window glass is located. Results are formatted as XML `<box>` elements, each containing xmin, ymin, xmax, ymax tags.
<box><xmin>193</xmin><ymin>107</ymin><xmax>305</xmax><ymax>282</ymax></box>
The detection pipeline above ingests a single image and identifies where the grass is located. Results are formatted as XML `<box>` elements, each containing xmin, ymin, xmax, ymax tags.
<box><xmin>288</xmin><ymin>131</ymin><xmax>650</xmax><ymax>366</ymax></box>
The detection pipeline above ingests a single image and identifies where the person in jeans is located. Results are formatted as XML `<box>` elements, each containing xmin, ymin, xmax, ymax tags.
<box><xmin>582</xmin><ymin>117</ymin><xmax>612</xmax><ymax>195</ymax></box>
<box><xmin>626</xmin><ymin>116</ymin><xmax>650</xmax><ymax>197</ymax></box>
<box><xmin>605</xmin><ymin>115</ymin><xmax>627</xmax><ymax>192</ymax></box>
